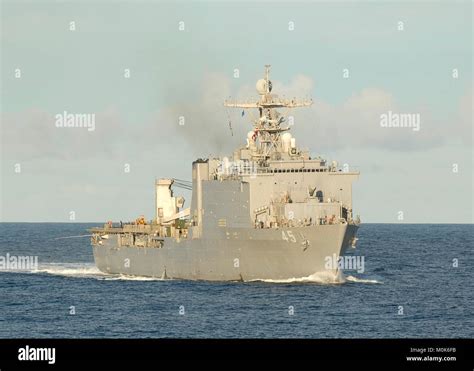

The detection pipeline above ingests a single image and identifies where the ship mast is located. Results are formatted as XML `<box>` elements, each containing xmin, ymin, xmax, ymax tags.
<box><xmin>224</xmin><ymin>65</ymin><xmax>313</xmax><ymax>162</ymax></box>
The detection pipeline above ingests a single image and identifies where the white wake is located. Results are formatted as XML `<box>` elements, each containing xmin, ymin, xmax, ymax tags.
<box><xmin>10</xmin><ymin>262</ymin><xmax>165</xmax><ymax>281</ymax></box>
<box><xmin>251</xmin><ymin>270</ymin><xmax>381</xmax><ymax>284</ymax></box>
<box><xmin>344</xmin><ymin>275</ymin><xmax>381</xmax><ymax>284</ymax></box>
<box><xmin>4</xmin><ymin>263</ymin><xmax>382</xmax><ymax>284</ymax></box>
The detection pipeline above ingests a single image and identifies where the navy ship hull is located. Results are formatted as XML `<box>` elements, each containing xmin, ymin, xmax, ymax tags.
<box><xmin>92</xmin><ymin>224</ymin><xmax>358</xmax><ymax>281</ymax></box>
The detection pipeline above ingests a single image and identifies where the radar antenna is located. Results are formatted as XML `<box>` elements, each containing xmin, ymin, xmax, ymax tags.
<box><xmin>224</xmin><ymin>65</ymin><xmax>313</xmax><ymax>161</ymax></box>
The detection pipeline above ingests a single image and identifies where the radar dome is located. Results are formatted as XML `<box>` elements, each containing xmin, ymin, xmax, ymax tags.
<box><xmin>256</xmin><ymin>79</ymin><xmax>267</xmax><ymax>95</ymax></box>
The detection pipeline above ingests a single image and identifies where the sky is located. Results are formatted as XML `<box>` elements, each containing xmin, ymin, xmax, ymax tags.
<box><xmin>1</xmin><ymin>0</ymin><xmax>472</xmax><ymax>223</ymax></box>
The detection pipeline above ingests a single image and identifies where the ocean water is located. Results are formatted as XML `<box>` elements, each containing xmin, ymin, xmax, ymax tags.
<box><xmin>0</xmin><ymin>223</ymin><xmax>472</xmax><ymax>338</ymax></box>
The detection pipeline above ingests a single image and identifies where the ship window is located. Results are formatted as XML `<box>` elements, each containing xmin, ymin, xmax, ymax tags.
<box><xmin>316</xmin><ymin>190</ymin><xmax>323</xmax><ymax>202</ymax></box>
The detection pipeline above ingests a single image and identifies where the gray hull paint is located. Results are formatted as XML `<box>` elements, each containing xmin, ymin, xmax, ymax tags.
<box><xmin>93</xmin><ymin>224</ymin><xmax>358</xmax><ymax>281</ymax></box>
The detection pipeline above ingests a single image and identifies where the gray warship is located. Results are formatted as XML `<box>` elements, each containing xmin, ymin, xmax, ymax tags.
<box><xmin>90</xmin><ymin>66</ymin><xmax>360</xmax><ymax>281</ymax></box>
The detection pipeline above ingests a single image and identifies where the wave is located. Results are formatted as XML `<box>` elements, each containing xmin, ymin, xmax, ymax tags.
<box><xmin>103</xmin><ymin>275</ymin><xmax>165</xmax><ymax>281</ymax></box>
<box><xmin>32</xmin><ymin>262</ymin><xmax>108</xmax><ymax>279</ymax></box>
<box><xmin>4</xmin><ymin>263</ymin><xmax>382</xmax><ymax>284</ymax></box>
<box><xmin>9</xmin><ymin>263</ymin><xmax>165</xmax><ymax>281</ymax></box>
<box><xmin>344</xmin><ymin>275</ymin><xmax>381</xmax><ymax>284</ymax></box>
<box><xmin>250</xmin><ymin>270</ymin><xmax>345</xmax><ymax>284</ymax></box>
<box><xmin>251</xmin><ymin>271</ymin><xmax>381</xmax><ymax>285</ymax></box>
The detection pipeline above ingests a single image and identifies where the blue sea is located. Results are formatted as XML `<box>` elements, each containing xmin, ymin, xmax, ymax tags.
<box><xmin>0</xmin><ymin>223</ymin><xmax>472</xmax><ymax>338</ymax></box>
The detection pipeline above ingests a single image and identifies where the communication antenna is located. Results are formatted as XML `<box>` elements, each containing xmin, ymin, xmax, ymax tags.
<box><xmin>224</xmin><ymin>65</ymin><xmax>313</xmax><ymax>160</ymax></box>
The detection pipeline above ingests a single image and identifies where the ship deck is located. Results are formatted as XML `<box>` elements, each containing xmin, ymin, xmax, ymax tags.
<box><xmin>89</xmin><ymin>224</ymin><xmax>159</xmax><ymax>234</ymax></box>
